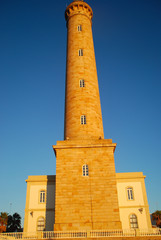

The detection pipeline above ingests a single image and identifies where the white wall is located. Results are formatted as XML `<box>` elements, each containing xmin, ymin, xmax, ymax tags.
<box><xmin>24</xmin><ymin>176</ymin><xmax>55</xmax><ymax>232</ymax></box>
<box><xmin>117</xmin><ymin>182</ymin><xmax>144</xmax><ymax>206</ymax></box>
<box><xmin>116</xmin><ymin>179</ymin><xmax>150</xmax><ymax>229</ymax></box>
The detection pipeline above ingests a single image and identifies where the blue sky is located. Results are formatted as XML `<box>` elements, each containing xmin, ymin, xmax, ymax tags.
<box><xmin>0</xmin><ymin>0</ymin><xmax>161</xmax><ymax>225</ymax></box>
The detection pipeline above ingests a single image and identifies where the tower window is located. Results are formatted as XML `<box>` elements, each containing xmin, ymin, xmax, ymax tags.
<box><xmin>37</xmin><ymin>217</ymin><xmax>45</xmax><ymax>231</ymax></box>
<box><xmin>79</xmin><ymin>49</ymin><xmax>83</xmax><ymax>56</ymax></box>
<box><xmin>40</xmin><ymin>190</ymin><xmax>45</xmax><ymax>203</ymax></box>
<box><xmin>82</xmin><ymin>164</ymin><xmax>89</xmax><ymax>176</ymax></box>
<box><xmin>81</xmin><ymin>115</ymin><xmax>86</xmax><ymax>125</ymax></box>
<box><xmin>129</xmin><ymin>214</ymin><xmax>138</xmax><ymax>229</ymax></box>
<box><xmin>127</xmin><ymin>187</ymin><xmax>134</xmax><ymax>200</ymax></box>
<box><xmin>80</xmin><ymin>79</ymin><xmax>85</xmax><ymax>88</ymax></box>
<box><xmin>78</xmin><ymin>25</ymin><xmax>82</xmax><ymax>31</ymax></box>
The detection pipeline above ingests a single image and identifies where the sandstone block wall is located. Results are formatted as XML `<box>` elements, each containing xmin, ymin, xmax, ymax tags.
<box><xmin>64</xmin><ymin>1</ymin><xmax>104</xmax><ymax>140</ymax></box>
<box><xmin>54</xmin><ymin>140</ymin><xmax>122</xmax><ymax>231</ymax></box>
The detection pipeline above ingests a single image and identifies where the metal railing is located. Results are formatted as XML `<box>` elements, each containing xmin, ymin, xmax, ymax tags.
<box><xmin>0</xmin><ymin>228</ymin><xmax>161</xmax><ymax>239</ymax></box>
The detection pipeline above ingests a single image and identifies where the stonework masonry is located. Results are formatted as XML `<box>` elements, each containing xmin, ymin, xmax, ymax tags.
<box><xmin>64</xmin><ymin>0</ymin><xmax>104</xmax><ymax>140</ymax></box>
<box><xmin>23</xmin><ymin>172</ymin><xmax>152</xmax><ymax>232</ymax></box>
<box><xmin>53</xmin><ymin>0</ymin><xmax>121</xmax><ymax>231</ymax></box>
<box><xmin>53</xmin><ymin>140</ymin><xmax>122</xmax><ymax>230</ymax></box>
<box><xmin>23</xmin><ymin>0</ymin><xmax>152</xmax><ymax>234</ymax></box>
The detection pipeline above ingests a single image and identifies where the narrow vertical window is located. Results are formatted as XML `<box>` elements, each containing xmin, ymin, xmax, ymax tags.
<box><xmin>130</xmin><ymin>214</ymin><xmax>138</xmax><ymax>229</ymax></box>
<box><xmin>127</xmin><ymin>187</ymin><xmax>134</xmax><ymax>200</ymax></box>
<box><xmin>78</xmin><ymin>25</ymin><xmax>82</xmax><ymax>31</ymax></box>
<box><xmin>81</xmin><ymin>115</ymin><xmax>86</xmax><ymax>125</ymax></box>
<box><xmin>80</xmin><ymin>79</ymin><xmax>85</xmax><ymax>88</ymax></box>
<box><xmin>82</xmin><ymin>164</ymin><xmax>89</xmax><ymax>176</ymax></box>
<box><xmin>37</xmin><ymin>217</ymin><xmax>45</xmax><ymax>231</ymax></box>
<box><xmin>40</xmin><ymin>190</ymin><xmax>45</xmax><ymax>203</ymax></box>
<box><xmin>79</xmin><ymin>49</ymin><xmax>83</xmax><ymax>56</ymax></box>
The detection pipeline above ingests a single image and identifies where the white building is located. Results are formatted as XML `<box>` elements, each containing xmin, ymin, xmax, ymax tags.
<box><xmin>24</xmin><ymin>172</ymin><xmax>152</xmax><ymax>232</ymax></box>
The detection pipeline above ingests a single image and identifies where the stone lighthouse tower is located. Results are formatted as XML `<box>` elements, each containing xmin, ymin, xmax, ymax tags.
<box><xmin>53</xmin><ymin>0</ymin><xmax>122</xmax><ymax>231</ymax></box>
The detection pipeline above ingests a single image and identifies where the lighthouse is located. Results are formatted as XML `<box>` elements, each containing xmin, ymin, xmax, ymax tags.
<box><xmin>53</xmin><ymin>0</ymin><xmax>122</xmax><ymax>231</ymax></box>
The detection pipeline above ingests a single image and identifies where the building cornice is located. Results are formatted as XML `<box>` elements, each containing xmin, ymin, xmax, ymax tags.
<box><xmin>26</xmin><ymin>175</ymin><xmax>55</xmax><ymax>183</ymax></box>
<box><xmin>65</xmin><ymin>1</ymin><xmax>93</xmax><ymax>22</ymax></box>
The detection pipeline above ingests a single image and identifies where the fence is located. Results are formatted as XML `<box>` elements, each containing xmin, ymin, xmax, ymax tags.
<box><xmin>0</xmin><ymin>228</ymin><xmax>161</xmax><ymax>240</ymax></box>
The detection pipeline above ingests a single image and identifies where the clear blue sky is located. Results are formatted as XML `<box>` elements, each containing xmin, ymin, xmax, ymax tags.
<box><xmin>0</xmin><ymin>0</ymin><xmax>161</xmax><ymax>225</ymax></box>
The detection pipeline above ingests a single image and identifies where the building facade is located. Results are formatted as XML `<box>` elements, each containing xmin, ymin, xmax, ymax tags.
<box><xmin>116</xmin><ymin>172</ymin><xmax>151</xmax><ymax>229</ymax></box>
<box><xmin>24</xmin><ymin>176</ymin><xmax>55</xmax><ymax>232</ymax></box>
<box><xmin>24</xmin><ymin>0</ymin><xmax>152</xmax><ymax>233</ymax></box>
<box><xmin>53</xmin><ymin>0</ymin><xmax>122</xmax><ymax>231</ymax></box>
<box><xmin>24</xmin><ymin>173</ymin><xmax>152</xmax><ymax>232</ymax></box>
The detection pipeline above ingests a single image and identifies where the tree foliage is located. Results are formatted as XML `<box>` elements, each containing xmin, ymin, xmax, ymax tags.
<box><xmin>0</xmin><ymin>212</ymin><xmax>8</xmax><ymax>233</ymax></box>
<box><xmin>6</xmin><ymin>213</ymin><xmax>22</xmax><ymax>232</ymax></box>
<box><xmin>152</xmin><ymin>210</ymin><xmax>161</xmax><ymax>228</ymax></box>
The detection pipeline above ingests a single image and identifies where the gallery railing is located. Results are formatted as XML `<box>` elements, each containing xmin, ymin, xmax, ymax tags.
<box><xmin>0</xmin><ymin>228</ymin><xmax>161</xmax><ymax>239</ymax></box>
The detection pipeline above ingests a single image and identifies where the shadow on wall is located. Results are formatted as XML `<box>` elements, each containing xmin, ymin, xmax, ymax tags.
<box><xmin>45</xmin><ymin>175</ymin><xmax>56</xmax><ymax>231</ymax></box>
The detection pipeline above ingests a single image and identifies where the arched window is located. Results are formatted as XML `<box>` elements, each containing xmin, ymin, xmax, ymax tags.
<box><xmin>80</xmin><ymin>79</ymin><xmax>85</xmax><ymax>88</ymax></box>
<box><xmin>81</xmin><ymin>115</ymin><xmax>86</xmax><ymax>125</ymax></box>
<box><xmin>39</xmin><ymin>190</ymin><xmax>46</xmax><ymax>203</ymax></box>
<box><xmin>78</xmin><ymin>25</ymin><xmax>82</xmax><ymax>31</ymax></box>
<box><xmin>129</xmin><ymin>214</ymin><xmax>138</xmax><ymax>229</ymax></box>
<box><xmin>82</xmin><ymin>164</ymin><xmax>89</xmax><ymax>176</ymax></box>
<box><xmin>127</xmin><ymin>187</ymin><xmax>134</xmax><ymax>200</ymax></box>
<box><xmin>37</xmin><ymin>217</ymin><xmax>45</xmax><ymax>231</ymax></box>
<box><xmin>79</xmin><ymin>49</ymin><xmax>83</xmax><ymax>56</ymax></box>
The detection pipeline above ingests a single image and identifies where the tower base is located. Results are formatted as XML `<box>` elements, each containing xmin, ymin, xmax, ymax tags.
<box><xmin>54</xmin><ymin>221</ymin><xmax>122</xmax><ymax>231</ymax></box>
<box><xmin>53</xmin><ymin>139</ymin><xmax>122</xmax><ymax>231</ymax></box>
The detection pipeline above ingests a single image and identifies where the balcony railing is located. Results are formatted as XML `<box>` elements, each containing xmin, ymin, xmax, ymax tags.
<box><xmin>0</xmin><ymin>228</ymin><xmax>161</xmax><ymax>239</ymax></box>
